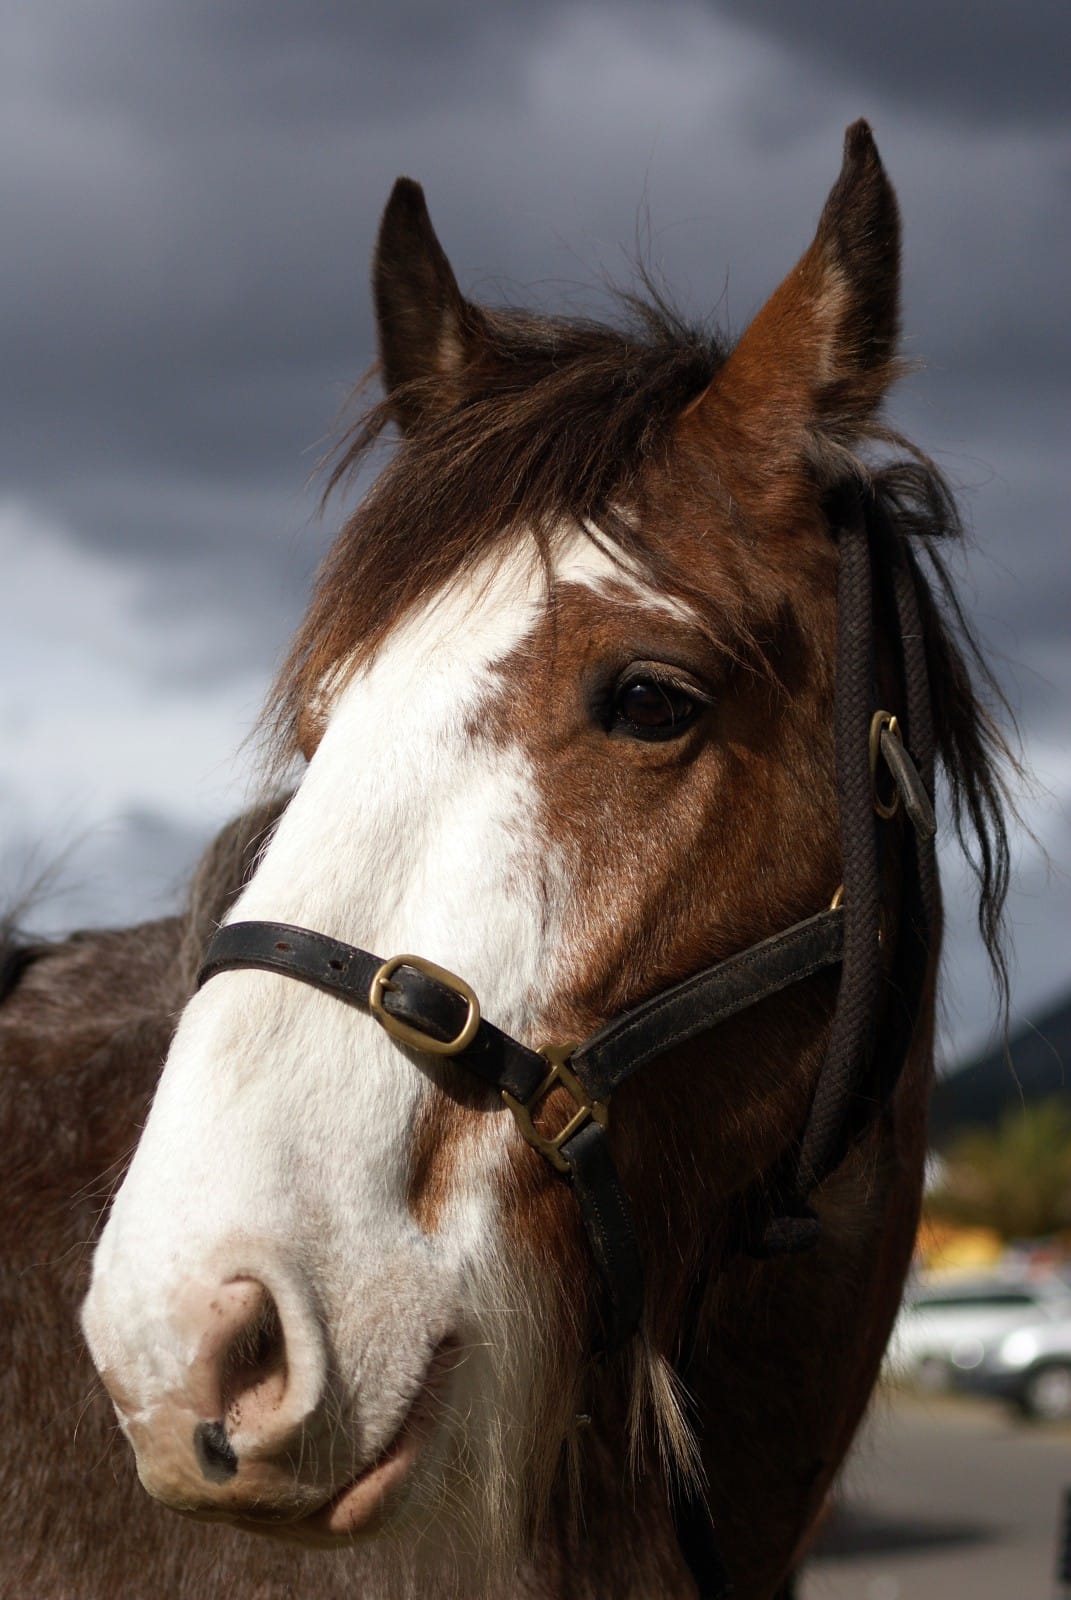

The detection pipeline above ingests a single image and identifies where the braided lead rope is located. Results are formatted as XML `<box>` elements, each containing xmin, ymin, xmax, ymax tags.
<box><xmin>854</xmin><ymin>527</ymin><xmax>938</xmax><ymax>1117</ymax></box>
<box><xmin>797</xmin><ymin>498</ymin><xmax>883</xmax><ymax>1193</ymax></box>
<box><xmin>756</xmin><ymin>498</ymin><xmax>883</xmax><ymax>1252</ymax></box>
<box><xmin>675</xmin><ymin>503</ymin><xmax>939</xmax><ymax>1594</ymax></box>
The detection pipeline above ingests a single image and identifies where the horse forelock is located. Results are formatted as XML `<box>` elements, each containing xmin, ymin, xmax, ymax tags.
<box><xmin>267</xmin><ymin>297</ymin><xmax>731</xmax><ymax>766</ymax></box>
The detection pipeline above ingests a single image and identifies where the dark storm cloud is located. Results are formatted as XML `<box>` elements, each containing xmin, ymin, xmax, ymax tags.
<box><xmin>3</xmin><ymin>0</ymin><xmax>1068</xmax><ymax>1052</ymax></box>
<box><xmin>6</xmin><ymin>0</ymin><xmax>1067</xmax><ymax>571</ymax></box>
<box><xmin>8</xmin><ymin>0</ymin><xmax>547</xmax><ymax>136</ymax></box>
<box><xmin>4</xmin><ymin>0</ymin><xmax>597</xmax><ymax>598</ymax></box>
<box><xmin>712</xmin><ymin>0</ymin><xmax>1071</xmax><ymax>126</ymax></box>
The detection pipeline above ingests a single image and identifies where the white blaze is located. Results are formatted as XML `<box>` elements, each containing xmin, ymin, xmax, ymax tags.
<box><xmin>82</xmin><ymin>528</ymin><xmax>673</xmax><ymax>1573</ymax></box>
<box><xmin>84</xmin><ymin>542</ymin><xmax>564</xmax><ymax>1451</ymax></box>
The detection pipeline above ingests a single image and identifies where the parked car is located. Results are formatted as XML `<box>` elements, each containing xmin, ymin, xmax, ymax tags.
<box><xmin>885</xmin><ymin>1272</ymin><xmax>1071</xmax><ymax>1389</ymax></box>
<box><xmin>949</xmin><ymin>1314</ymin><xmax>1071</xmax><ymax>1420</ymax></box>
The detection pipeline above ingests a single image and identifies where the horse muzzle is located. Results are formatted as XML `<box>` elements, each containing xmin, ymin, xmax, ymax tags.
<box><xmin>85</xmin><ymin>1266</ymin><xmax>453</xmax><ymax>1540</ymax></box>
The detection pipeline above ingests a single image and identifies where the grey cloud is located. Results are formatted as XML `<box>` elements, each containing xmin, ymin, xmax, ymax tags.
<box><xmin>7</xmin><ymin>0</ymin><xmax>1067</xmax><ymax>526</ymax></box>
<box><xmin>2</xmin><ymin>805</ymin><xmax>212</xmax><ymax>939</ymax></box>
<box><xmin>711</xmin><ymin>0</ymin><xmax>1071</xmax><ymax>126</ymax></box>
<box><xmin>7</xmin><ymin>0</ymin><xmax>550</xmax><ymax>131</ymax></box>
<box><xmin>3</xmin><ymin>0</ymin><xmax>1067</xmax><ymax>1039</ymax></box>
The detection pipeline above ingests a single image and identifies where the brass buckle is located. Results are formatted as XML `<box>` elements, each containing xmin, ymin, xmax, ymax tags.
<box><xmin>501</xmin><ymin>1044</ymin><xmax>609</xmax><ymax>1174</ymax></box>
<box><xmin>869</xmin><ymin>710</ymin><xmax>902</xmax><ymax>820</ymax></box>
<box><xmin>368</xmin><ymin>954</ymin><xmax>480</xmax><ymax>1056</ymax></box>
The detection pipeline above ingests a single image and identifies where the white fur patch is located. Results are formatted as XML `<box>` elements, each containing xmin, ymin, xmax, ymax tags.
<box><xmin>83</xmin><ymin>526</ymin><xmax>682</xmax><ymax>1581</ymax></box>
<box><xmin>83</xmin><ymin>542</ymin><xmax>576</xmax><ymax>1567</ymax></box>
<box><xmin>561</xmin><ymin>519</ymin><xmax>695</xmax><ymax>619</ymax></box>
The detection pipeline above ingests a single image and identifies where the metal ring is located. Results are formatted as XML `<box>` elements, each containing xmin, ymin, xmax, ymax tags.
<box><xmin>869</xmin><ymin>710</ymin><xmax>902</xmax><ymax>821</ymax></box>
<box><xmin>501</xmin><ymin>1043</ymin><xmax>608</xmax><ymax>1174</ymax></box>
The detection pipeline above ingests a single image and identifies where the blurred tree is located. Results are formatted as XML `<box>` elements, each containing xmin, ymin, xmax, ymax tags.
<box><xmin>927</xmin><ymin>1098</ymin><xmax>1071</xmax><ymax>1240</ymax></box>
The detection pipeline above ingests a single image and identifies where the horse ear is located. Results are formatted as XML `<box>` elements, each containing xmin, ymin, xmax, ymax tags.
<box><xmin>373</xmin><ymin>178</ymin><xmax>487</xmax><ymax>432</ymax></box>
<box><xmin>694</xmin><ymin>121</ymin><xmax>901</xmax><ymax>481</ymax></box>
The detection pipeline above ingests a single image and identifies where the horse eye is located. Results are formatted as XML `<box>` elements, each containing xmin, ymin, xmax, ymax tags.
<box><xmin>612</xmin><ymin>676</ymin><xmax>702</xmax><ymax>740</ymax></box>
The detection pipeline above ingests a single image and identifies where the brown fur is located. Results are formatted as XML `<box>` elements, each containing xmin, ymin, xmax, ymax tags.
<box><xmin>2</xmin><ymin>123</ymin><xmax>1013</xmax><ymax>1598</ymax></box>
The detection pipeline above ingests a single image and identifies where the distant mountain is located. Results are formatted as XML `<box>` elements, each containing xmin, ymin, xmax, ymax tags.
<box><xmin>930</xmin><ymin>991</ymin><xmax>1071</xmax><ymax>1144</ymax></box>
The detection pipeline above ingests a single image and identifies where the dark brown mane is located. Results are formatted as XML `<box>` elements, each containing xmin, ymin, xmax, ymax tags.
<box><xmin>269</xmin><ymin>293</ymin><xmax>1014</xmax><ymax>1021</ymax></box>
<box><xmin>271</xmin><ymin>295</ymin><xmax>727</xmax><ymax>740</ymax></box>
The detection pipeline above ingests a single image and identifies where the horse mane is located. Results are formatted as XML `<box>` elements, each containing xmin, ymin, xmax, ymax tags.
<box><xmin>0</xmin><ymin>937</ymin><xmax>40</xmax><ymax>1007</ymax></box>
<box><xmin>270</xmin><ymin>291</ymin><xmax>727</xmax><ymax>739</ymax></box>
<box><xmin>268</xmin><ymin>290</ymin><xmax>1016</xmax><ymax>1023</ymax></box>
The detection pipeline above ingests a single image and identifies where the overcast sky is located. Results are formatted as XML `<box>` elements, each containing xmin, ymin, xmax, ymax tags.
<box><xmin>2</xmin><ymin>0</ymin><xmax>1067</xmax><ymax>1064</ymax></box>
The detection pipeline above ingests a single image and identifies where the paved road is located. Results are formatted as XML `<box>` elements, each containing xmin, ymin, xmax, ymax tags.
<box><xmin>801</xmin><ymin>1390</ymin><xmax>1071</xmax><ymax>1600</ymax></box>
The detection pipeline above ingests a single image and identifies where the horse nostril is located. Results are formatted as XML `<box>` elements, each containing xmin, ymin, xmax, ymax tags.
<box><xmin>193</xmin><ymin>1418</ymin><xmax>239</xmax><ymax>1483</ymax></box>
<box><xmin>89</xmin><ymin>1270</ymin><xmax>329</xmax><ymax>1510</ymax></box>
<box><xmin>219</xmin><ymin>1287</ymin><xmax>288</xmax><ymax>1435</ymax></box>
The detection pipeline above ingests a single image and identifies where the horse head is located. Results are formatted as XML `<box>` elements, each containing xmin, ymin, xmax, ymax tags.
<box><xmin>82</xmin><ymin>125</ymin><xmax>1006</xmax><ymax>1597</ymax></box>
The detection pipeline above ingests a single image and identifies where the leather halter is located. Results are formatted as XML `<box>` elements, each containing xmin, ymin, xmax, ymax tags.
<box><xmin>199</xmin><ymin>905</ymin><xmax>847</xmax><ymax>1346</ymax></box>
<box><xmin>196</xmin><ymin>490</ymin><xmax>938</xmax><ymax>1599</ymax></box>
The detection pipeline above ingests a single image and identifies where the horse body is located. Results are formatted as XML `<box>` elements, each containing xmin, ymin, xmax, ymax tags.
<box><xmin>4</xmin><ymin>123</ymin><xmax>1008</xmax><ymax>1599</ymax></box>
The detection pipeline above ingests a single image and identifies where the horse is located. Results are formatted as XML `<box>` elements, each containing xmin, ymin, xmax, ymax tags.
<box><xmin>2</xmin><ymin>121</ymin><xmax>1010</xmax><ymax>1599</ymax></box>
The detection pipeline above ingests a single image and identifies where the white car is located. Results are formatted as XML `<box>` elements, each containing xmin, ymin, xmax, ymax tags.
<box><xmin>951</xmin><ymin>1315</ymin><xmax>1071</xmax><ymax>1420</ymax></box>
<box><xmin>885</xmin><ymin>1273</ymin><xmax>1071</xmax><ymax>1389</ymax></box>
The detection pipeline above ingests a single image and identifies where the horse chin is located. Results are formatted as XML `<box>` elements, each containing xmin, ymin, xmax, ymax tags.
<box><xmin>292</xmin><ymin>1335</ymin><xmax>461</xmax><ymax>1546</ymax></box>
<box><xmin>138</xmin><ymin>1335</ymin><xmax>463</xmax><ymax>1552</ymax></box>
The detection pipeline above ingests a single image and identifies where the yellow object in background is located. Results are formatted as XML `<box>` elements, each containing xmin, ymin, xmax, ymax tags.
<box><xmin>916</xmin><ymin>1218</ymin><xmax>1004</xmax><ymax>1275</ymax></box>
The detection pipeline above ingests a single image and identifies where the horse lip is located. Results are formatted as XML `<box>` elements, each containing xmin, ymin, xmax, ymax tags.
<box><xmin>228</xmin><ymin>1336</ymin><xmax>459</xmax><ymax>1544</ymax></box>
